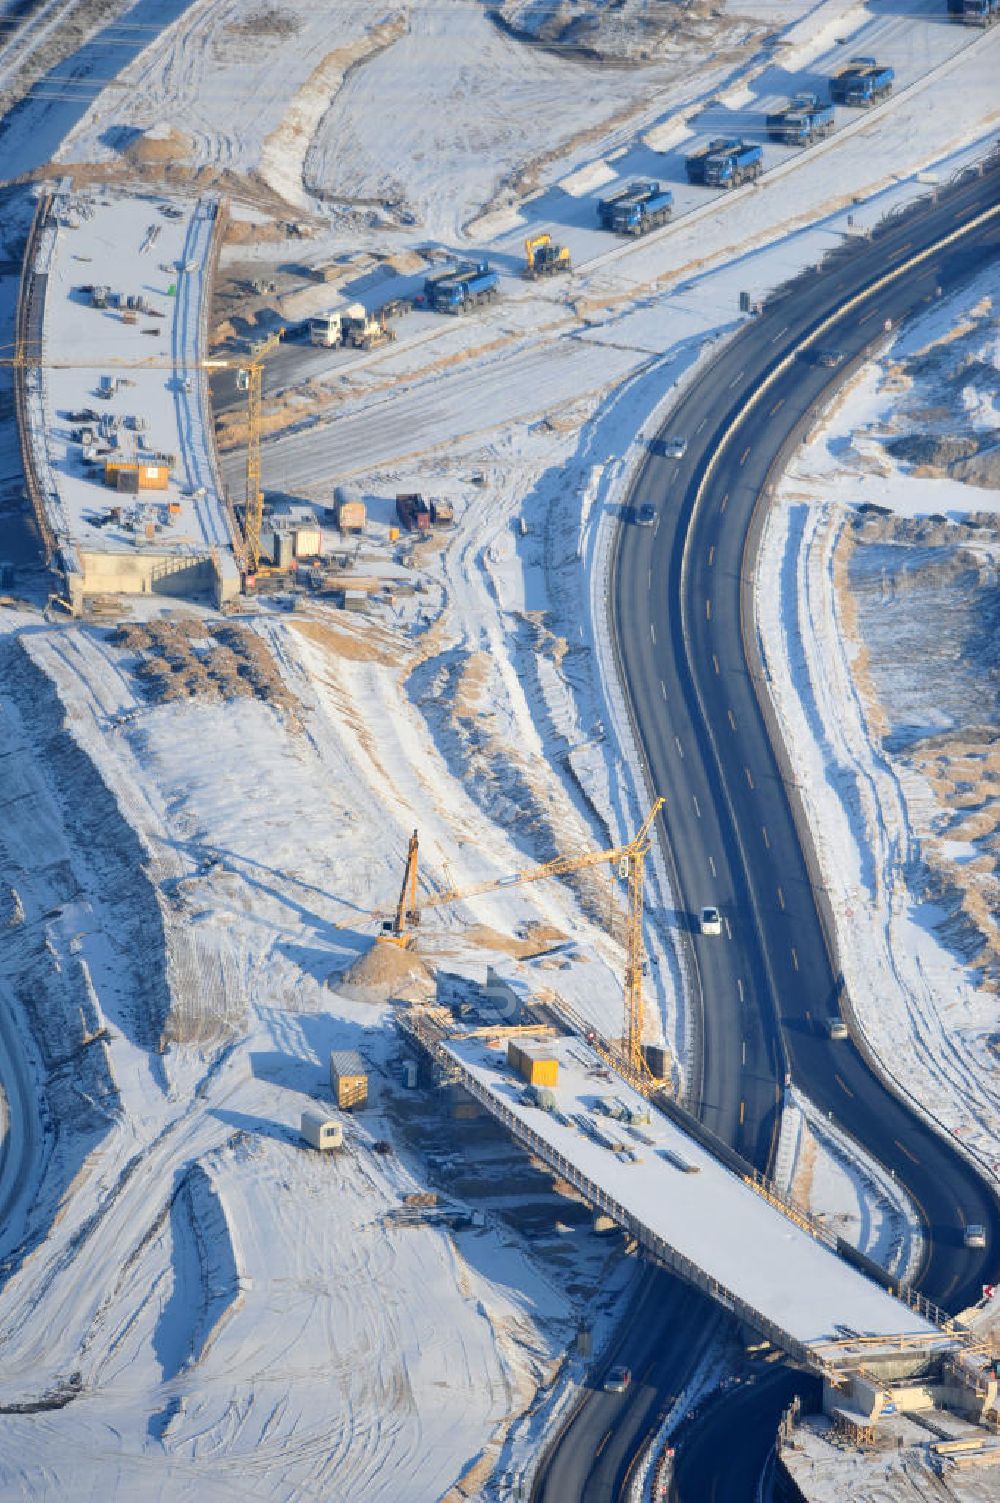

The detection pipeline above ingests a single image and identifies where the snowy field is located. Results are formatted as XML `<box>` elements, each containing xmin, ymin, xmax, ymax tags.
<box><xmin>0</xmin><ymin>0</ymin><xmax>999</xmax><ymax>1496</ymax></box>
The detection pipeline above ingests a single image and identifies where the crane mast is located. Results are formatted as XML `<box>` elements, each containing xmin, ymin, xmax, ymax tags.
<box><xmin>376</xmin><ymin>799</ymin><xmax>666</xmax><ymax>1084</ymax></box>
<box><xmin>2</xmin><ymin>329</ymin><xmax>284</xmax><ymax>578</ymax></box>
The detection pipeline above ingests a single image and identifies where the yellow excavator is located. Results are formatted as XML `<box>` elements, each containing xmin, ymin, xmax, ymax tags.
<box><xmin>523</xmin><ymin>233</ymin><xmax>572</xmax><ymax>280</ymax></box>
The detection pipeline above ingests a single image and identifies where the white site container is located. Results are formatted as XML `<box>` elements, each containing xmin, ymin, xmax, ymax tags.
<box><xmin>301</xmin><ymin>1110</ymin><xmax>344</xmax><ymax>1151</ymax></box>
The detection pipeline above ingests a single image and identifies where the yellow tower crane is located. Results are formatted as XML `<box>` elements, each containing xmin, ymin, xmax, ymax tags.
<box><xmin>209</xmin><ymin>327</ymin><xmax>283</xmax><ymax>574</ymax></box>
<box><xmin>365</xmin><ymin>798</ymin><xmax>665</xmax><ymax>1082</ymax></box>
<box><xmin>0</xmin><ymin>329</ymin><xmax>283</xmax><ymax>575</ymax></box>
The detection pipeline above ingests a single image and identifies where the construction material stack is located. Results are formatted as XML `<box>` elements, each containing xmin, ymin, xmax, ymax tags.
<box><xmin>330</xmin><ymin>1050</ymin><xmax>368</xmax><ymax>1110</ymax></box>
<box><xmin>765</xmin><ymin>95</ymin><xmax>835</xmax><ymax>145</ymax></box>
<box><xmin>597</xmin><ymin>180</ymin><xmax>673</xmax><ymax>235</ymax></box>
<box><xmin>523</xmin><ymin>233</ymin><xmax>572</xmax><ymax>278</ymax></box>
<box><xmin>422</xmin><ymin>260</ymin><xmax>500</xmax><ymax>314</ymax></box>
<box><xmin>333</xmin><ymin>484</ymin><xmax>366</xmax><ymax>534</ymax></box>
<box><xmin>507</xmin><ymin>1039</ymin><xmax>559</xmax><ymax>1088</ymax></box>
<box><xmin>829</xmin><ymin>57</ymin><xmax>894</xmax><ymax>106</ymax></box>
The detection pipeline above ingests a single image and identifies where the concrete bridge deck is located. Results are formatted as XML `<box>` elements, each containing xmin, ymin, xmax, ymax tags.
<box><xmin>434</xmin><ymin>1029</ymin><xmax>963</xmax><ymax>1376</ymax></box>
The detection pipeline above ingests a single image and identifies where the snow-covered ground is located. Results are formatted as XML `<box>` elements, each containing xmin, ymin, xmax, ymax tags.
<box><xmin>0</xmin><ymin>613</ymin><xmax>621</xmax><ymax>1497</ymax></box>
<box><xmin>1</xmin><ymin>0</ymin><xmax>999</xmax><ymax>1495</ymax></box>
<box><xmin>782</xmin><ymin>1413</ymin><xmax>1000</xmax><ymax>1503</ymax></box>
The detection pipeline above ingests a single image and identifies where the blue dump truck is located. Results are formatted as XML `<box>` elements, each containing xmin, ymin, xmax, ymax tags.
<box><xmin>685</xmin><ymin>137</ymin><xmax>737</xmax><ymax>185</ymax></box>
<box><xmin>597</xmin><ymin>179</ymin><xmax>673</xmax><ymax>235</ymax></box>
<box><xmin>765</xmin><ymin>94</ymin><xmax>836</xmax><ymax>146</ymax></box>
<box><xmin>829</xmin><ymin>56</ymin><xmax>894</xmax><ymax>106</ymax></box>
<box><xmin>702</xmin><ymin>139</ymin><xmax>763</xmax><ymax>189</ymax></box>
<box><xmin>422</xmin><ymin>260</ymin><xmax>500</xmax><ymax>314</ymax></box>
<box><xmin>948</xmin><ymin>0</ymin><xmax>999</xmax><ymax>22</ymax></box>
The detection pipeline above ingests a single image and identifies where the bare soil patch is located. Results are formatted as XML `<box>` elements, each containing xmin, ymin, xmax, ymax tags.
<box><xmin>112</xmin><ymin>618</ymin><xmax>298</xmax><ymax>713</ymax></box>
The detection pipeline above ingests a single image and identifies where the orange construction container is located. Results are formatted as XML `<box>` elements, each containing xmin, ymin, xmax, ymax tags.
<box><xmin>507</xmin><ymin>1040</ymin><xmax>559</xmax><ymax>1088</ymax></box>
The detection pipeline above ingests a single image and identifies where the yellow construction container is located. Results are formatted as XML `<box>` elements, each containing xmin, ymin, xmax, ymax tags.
<box><xmin>507</xmin><ymin>1040</ymin><xmax>559</xmax><ymax>1088</ymax></box>
<box><xmin>103</xmin><ymin>458</ymin><xmax>170</xmax><ymax>491</ymax></box>
<box><xmin>330</xmin><ymin>1049</ymin><xmax>368</xmax><ymax>1110</ymax></box>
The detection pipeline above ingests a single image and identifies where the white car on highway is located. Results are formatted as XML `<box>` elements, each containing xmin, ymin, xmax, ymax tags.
<box><xmin>700</xmin><ymin>906</ymin><xmax>722</xmax><ymax>936</ymax></box>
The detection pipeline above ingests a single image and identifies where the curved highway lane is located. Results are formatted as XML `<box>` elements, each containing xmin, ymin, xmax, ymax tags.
<box><xmin>614</xmin><ymin>170</ymin><xmax>1000</xmax><ymax>1499</ymax></box>
<box><xmin>615</xmin><ymin>165</ymin><xmax>1000</xmax><ymax>1314</ymax></box>
<box><xmin>532</xmin><ymin>1268</ymin><xmax>719</xmax><ymax>1503</ymax></box>
<box><xmin>535</xmin><ymin>159</ymin><xmax>1000</xmax><ymax>1503</ymax></box>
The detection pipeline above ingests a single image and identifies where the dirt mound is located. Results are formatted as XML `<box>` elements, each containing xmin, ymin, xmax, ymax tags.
<box><xmin>461</xmin><ymin>921</ymin><xmax>567</xmax><ymax>959</ymax></box>
<box><xmin>336</xmin><ymin>941</ymin><xmax>434</xmax><ymax>1002</ymax></box>
<box><xmin>112</xmin><ymin>619</ymin><xmax>298</xmax><ymax>713</ymax></box>
<box><xmin>123</xmin><ymin>125</ymin><xmax>192</xmax><ymax>167</ymax></box>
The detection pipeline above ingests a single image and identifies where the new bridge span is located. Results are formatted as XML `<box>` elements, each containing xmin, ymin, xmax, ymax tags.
<box><xmin>417</xmin><ymin>1021</ymin><xmax>967</xmax><ymax>1380</ymax></box>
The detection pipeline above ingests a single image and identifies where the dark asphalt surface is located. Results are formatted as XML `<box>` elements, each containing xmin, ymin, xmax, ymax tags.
<box><xmin>536</xmin><ymin>159</ymin><xmax>1000</xmax><ymax>1503</ymax></box>
<box><xmin>533</xmin><ymin>1266</ymin><xmax>720</xmax><ymax>1503</ymax></box>
<box><xmin>616</xmin><ymin>163</ymin><xmax>1000</xmax><ymax>1314</ymax></box>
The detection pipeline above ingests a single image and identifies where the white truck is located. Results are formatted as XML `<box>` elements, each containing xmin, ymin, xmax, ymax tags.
<box><xmin>310</xmin><ymin>311</ymin><xmax>344</xmax><ymax>347</ymax></box>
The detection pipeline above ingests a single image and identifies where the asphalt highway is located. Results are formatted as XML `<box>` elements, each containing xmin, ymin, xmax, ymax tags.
<box><xmin>615</xmin><ymin>162</ymin><xmax>1000</xmax><ymax>1315</ymax></box>
<box><xmin>536</xmin><ymin>157</ymin><xmax>1000</xmax><ymax>1503</ymax></box>
<box><xmin>532</xmin><ymin>1266</ymin><xmax>720</xmax><ymax>1503</ymax></box>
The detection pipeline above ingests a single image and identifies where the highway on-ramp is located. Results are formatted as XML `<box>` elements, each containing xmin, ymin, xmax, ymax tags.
<box><xmin>535</xmin><ymin>156</ymin><xmax>1000</xmax><ymax>1502</ymax></box>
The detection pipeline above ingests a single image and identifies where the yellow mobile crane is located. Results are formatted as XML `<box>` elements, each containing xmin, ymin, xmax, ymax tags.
<box><xmin>372</xmin><ymin>798</ymin><xmax>665</xmax><ymax>1082</ymax></box>
<box><xmin>1</xmin><ymin>328</ymin><xmax>283</xmax><ymax>574</ymax></box>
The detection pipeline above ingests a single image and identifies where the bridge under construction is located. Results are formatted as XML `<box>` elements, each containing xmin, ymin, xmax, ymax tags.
<box><xmin>405</xmin><ymin>1012</ymin><xmax>989</xmax><ymax>1397</ymax></box>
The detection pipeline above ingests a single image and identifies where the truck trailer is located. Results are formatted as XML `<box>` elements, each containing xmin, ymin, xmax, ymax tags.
<box><xmin>422</xmin><ymin>260</ymin><xmax>500</xmax><ymax>314</ymax></box>
<box><xmin>597</xmin><ymin>180</ymin><xmax>673</xmax><ymax>235</ymax></box>
<box><xmin>765</xmin><ymin>94</ymin><xmax>835</xmax><ymax>145</ymax></box>
<box><xmin>948</xmin><ymin>0</ymin><xmax>999</xmax><ymax>21</ymax></box>
<box><xmin>310</xmin><ymin>312</ymin><xmax>343</xmax><ymax>347</ymax></box>
<box><xmin>829</xmin><ymin>57</ymin><xmax>894</xmax><ymax>106</ymax></box>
